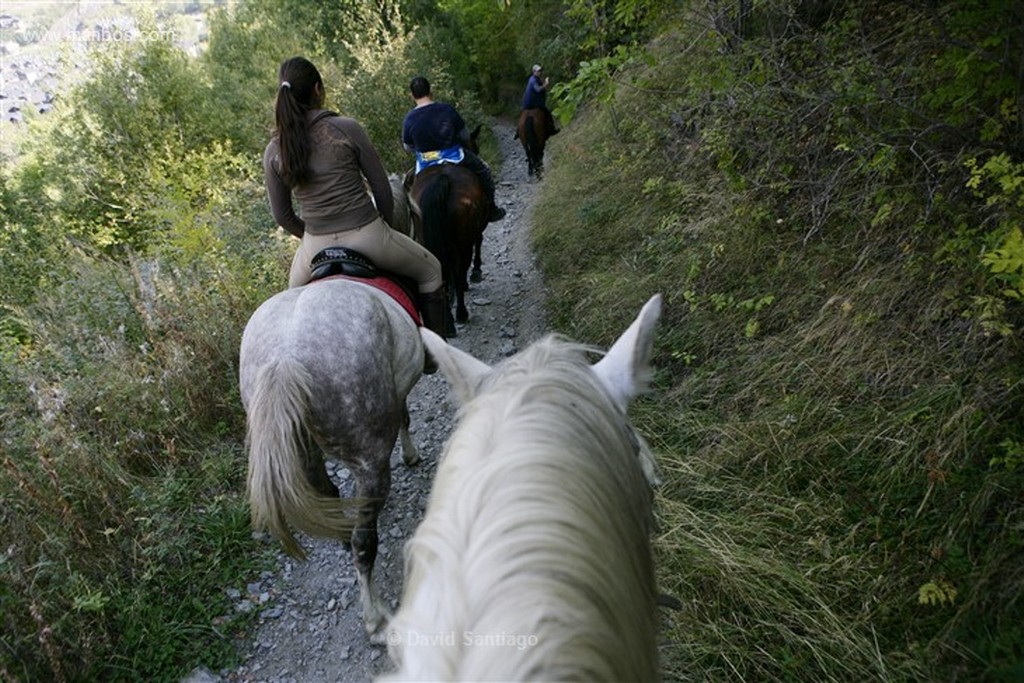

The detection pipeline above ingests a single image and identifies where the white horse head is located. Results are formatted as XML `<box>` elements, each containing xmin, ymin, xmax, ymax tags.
<box><xmin>381</xmin><ymin>294</ymin><xmax>663</xmax><ymax>681</ymax></box>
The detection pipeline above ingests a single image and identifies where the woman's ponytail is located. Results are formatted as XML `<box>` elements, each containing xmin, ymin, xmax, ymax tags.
<box><xmin>274</xmin><ymin>57</ymin><xmax>323</xmax><ymax>187</ymax></box>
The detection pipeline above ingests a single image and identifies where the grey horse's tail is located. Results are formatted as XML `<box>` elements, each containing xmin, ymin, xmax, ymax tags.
<box><xmin>245</xmin><ymin>357</ymin><xmax>358</xmax><ymax>560</ymax></box>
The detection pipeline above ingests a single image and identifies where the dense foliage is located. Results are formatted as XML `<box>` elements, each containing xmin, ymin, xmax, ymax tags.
<box><xmin>532</xmin><ymin>1</ymin><xmax>1023</xmax><ymax>680</ymax></box>
<box><xmin>0</xmin><ymin>0</ymin><xmax>1020</xmax><ymax>680</ymax></box>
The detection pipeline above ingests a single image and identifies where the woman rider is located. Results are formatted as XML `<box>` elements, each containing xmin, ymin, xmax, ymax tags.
<box><xmin>263</xmin><ymin>56</ymin><xmax>446</xmax><ymax>371</ymax></box>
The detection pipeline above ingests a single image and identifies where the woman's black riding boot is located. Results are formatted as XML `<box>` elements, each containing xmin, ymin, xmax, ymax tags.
<box><xmin>417</xmin><ymin>288</ymin><xmax>447</xmax><ymax>375</ymax></box>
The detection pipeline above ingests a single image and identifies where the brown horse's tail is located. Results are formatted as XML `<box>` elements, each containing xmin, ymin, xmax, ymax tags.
<box><xmin>245</xmin><ymin>357</ymin><xmax>358</xmax><ymax>560</ymax></box>
<box><xmin>524</xmin><ymin>113</ymin><xmax>538</xmax><ymax>155</ymax></box>
<box><xmin>419</xmin><ymin>172</ymin><xmax>452</xmax><ymax>279</ymax></box>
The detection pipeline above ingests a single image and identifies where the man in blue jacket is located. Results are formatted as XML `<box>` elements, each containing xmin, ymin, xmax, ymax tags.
<box><xmin>402</xmin><ymin>76</ymin><xmax>506</xmax><ymax>222</ymax></box>
<box><xmin>521</xmin><ymin>64</ymin><xmax>558</xmax><ymax>136</ymax></box>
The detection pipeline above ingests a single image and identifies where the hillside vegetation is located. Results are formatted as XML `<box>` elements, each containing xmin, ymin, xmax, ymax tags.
<box><xmin>0</xmin><ymin>1</ymin><xmax>1020</xmax><ymax>681</ymax></box>
<box><xmin>532</xmin><ymin>3</ymin><xmax>1023</xmax><ymax>680</ymax></box>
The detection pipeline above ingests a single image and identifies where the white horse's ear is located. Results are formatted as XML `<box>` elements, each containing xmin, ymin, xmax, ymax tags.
<box><xmin>592</xmin><ymin>294</ymin><xmax>662</xmax><ymax>410</ymax></box>
<box><xmin>420</xmin><ymin>328</ymin><xmax>492</xmax><ymax>404</ymax></box>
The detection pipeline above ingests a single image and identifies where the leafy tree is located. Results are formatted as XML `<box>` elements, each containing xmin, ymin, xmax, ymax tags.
<box><xmin>12</xmin><ymin>33</ymin><xmax>222</xmax><ymax>253</ymax></box>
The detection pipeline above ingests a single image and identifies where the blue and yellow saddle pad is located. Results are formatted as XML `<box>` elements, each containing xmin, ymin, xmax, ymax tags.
<box><xmin>415</xmin><ymin>145</ymin><xmax>464</xmax><ymax>174</ymax></box>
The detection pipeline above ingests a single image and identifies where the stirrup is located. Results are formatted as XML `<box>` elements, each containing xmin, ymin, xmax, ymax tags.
<box><xmin>488</xmin><ymin>205</ymin><xmax>507</xmax><ymax>222</ymax></box>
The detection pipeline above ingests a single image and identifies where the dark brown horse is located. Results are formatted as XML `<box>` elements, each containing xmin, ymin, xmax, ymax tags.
<box><xmin>408</xmin><ymin>125</ymin><xmax>488</xmax><ymax>334</ymax></box>
<box><xmin>518</xmin><ymin>108</ymin><xmax>550</xmax><ymax>179</ymax></box>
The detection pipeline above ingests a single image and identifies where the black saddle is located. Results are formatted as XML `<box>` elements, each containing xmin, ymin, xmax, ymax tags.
<box><xmin>309</xmin><ymin>247</ymin><xmax>378</xmax><ymax>282</ymax></box>
<box><xmin>308</xmin><ymin>247</ymin><xmax>420</xmax><ymax>310</ymax></box>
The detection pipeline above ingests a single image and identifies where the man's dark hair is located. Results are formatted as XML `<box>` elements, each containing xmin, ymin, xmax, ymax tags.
<box><xmin>410</xmin><ymin>76</ymin><xmax>431</xmax><ymax>99</ymax></box>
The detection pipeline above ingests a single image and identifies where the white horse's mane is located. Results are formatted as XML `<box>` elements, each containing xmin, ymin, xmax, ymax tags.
<box><xmin>382</xmin><ymin>334</ymin><xmax>658</xmax><ymax>682</ymax></box>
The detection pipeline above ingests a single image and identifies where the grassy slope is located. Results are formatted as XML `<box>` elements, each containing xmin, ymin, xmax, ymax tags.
<box><xmin>532</xmin><ymin>17</ymin><xmax>1022</xmax><ymax>683</ymax></box>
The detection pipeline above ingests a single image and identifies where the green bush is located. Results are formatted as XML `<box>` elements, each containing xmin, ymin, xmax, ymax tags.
<box><xmin>0</xmin><ymin>25</ymin><xmax>288</xmax><ymax>674</ymax></box>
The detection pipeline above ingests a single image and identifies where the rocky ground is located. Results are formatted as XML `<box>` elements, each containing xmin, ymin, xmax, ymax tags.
<box><xmin>186</xmin><ymin>120</ymin><xmax>551</xmax><ymax>683</ymax></box>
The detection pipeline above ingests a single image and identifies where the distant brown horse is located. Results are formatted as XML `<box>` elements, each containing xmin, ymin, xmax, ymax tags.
<box><xmin>518</xmin><ymin>108</ymin><xmax>550</xmax><ymax>179</ymax></box>
<box><xmin>408</xmin><ymin>125</ymin><xmax>488</xmax><ymax>333</ymax></box>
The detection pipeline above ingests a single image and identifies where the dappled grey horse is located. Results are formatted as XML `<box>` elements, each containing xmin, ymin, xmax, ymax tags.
<box><xmin>239</xmin><ymin>277</ymin><xmax>423</xmax><ymax>642</ymax></box>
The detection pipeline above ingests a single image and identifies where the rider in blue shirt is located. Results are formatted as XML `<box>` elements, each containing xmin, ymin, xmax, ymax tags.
<box><xmin>521</xmin><ymin>64</ymin><xmax>558</xmax><ymax>136</ymax></box>
<box><xmin>402</xmin><ymin>76</ymin><xmax>506</xmax><ymax>222</ymax></box>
